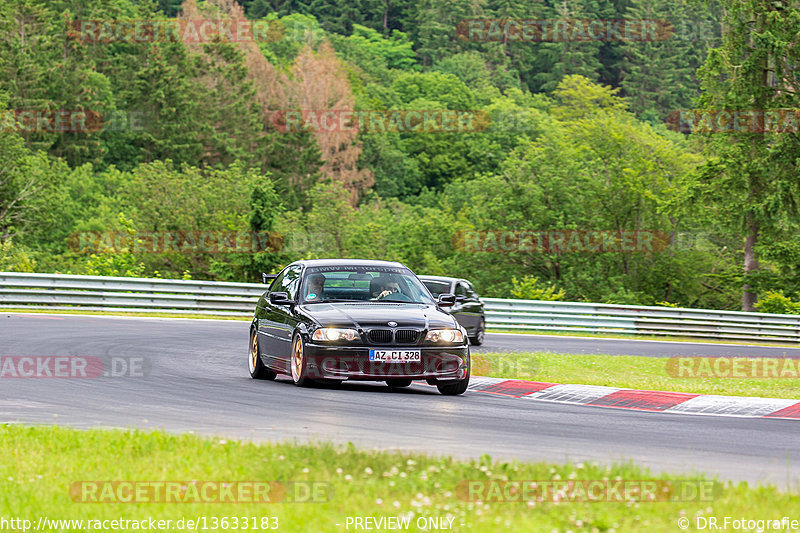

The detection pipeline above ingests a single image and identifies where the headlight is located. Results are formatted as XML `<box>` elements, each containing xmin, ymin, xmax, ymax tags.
<box><xmin>425</xmin><ymin>329</ymin><xmax>464</xmax><ymax>343</ymax></box>
<box><xmin>312</xmin><ymin>328</ymin><xmax>359</xmax><ymax>342</ymax></box>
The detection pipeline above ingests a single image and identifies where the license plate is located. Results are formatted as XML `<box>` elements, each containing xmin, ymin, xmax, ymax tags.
<box><xmin>369</xmin><ymin>350</ymin><xmax>421</xmax><ymax>362</ymax></box>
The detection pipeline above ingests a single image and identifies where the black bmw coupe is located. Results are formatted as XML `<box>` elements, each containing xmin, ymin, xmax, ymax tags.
<box><xmin>249</xmin><ymin>259</ymin><xmax>470</xmax><ymax>395</ymax></box>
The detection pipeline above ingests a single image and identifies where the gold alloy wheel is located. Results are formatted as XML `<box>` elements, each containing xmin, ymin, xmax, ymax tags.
<box><xmin>291</xmin><ymin>336</ymin><xmax>303</xmax><ymax>382</ymax></box>
<box><xmin>250</xmin><ymin>331</ymin><xmax>258</xmax><ymax>373</ymax></box>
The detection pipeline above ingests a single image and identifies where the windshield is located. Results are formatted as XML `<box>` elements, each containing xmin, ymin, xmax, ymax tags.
<box><xmin>421</xmin><ymin>280</ymin><xmax>451</xmax><ymax>297</ymax></box>
<box><xmin>300</xmin><ymin>265</ymin><xmax>435</xmax><ymax>304</ymax></box>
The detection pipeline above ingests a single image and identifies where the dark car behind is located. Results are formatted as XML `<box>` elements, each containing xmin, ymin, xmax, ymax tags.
<box><xmin>418</xmin><ymin>276</ymin><xmax>485</xmax><ymax>345</ymax></box>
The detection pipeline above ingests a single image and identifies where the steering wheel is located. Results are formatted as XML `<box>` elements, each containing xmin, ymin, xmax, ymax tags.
<box><xmin>378</xmin><ymin>291</ymin><xmax>412</xmax><ymax>302</ymax></box>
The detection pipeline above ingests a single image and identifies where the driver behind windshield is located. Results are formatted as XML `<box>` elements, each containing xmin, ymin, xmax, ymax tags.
<box><xmin>305</xmin><ymin>274</ymin><xmax>326</xmax><ymax>300</ymax></box>
<box><xmin>370</xmin><ymin>276</ymin><xmax>399</xmax><ymax>300</ymax></box>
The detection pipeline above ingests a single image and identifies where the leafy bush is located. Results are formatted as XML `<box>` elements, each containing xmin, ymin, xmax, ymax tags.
<box><xmin>81</xmin><ymin>253</ymin><xmax>145</xmax><ymax>278</ymax></box>
<box><xmin>0</xmin><ymin>239</ymin><xmax>36</xmax><ymax>272</ymax></box>
<box><xmin>656</xmin><ymin>301</ymin><xmax>679</xmax><ymax>308</ymax></box>
<box><xmin>754</xmin><ymin>291</ymin><xmax>800</xmax><ymax>315</ymax></box>
<box><xmin>601</xmin><ymin>288</ymin><xmax>652</xmax><ymax>305</ymax></box>
<box><xmin>510</xmin><ymin>276</ymin><xmax>566</xmax><ymax>301</ymax></box>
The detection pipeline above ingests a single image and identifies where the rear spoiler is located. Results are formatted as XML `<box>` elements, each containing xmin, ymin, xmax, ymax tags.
<box><xmin>262</xmin><ymin>273</ymin><xmax>278</xmax><ymax>284</ymax></box>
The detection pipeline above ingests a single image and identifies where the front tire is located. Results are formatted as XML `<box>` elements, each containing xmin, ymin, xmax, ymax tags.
<box><xmin>290</xmin><ymin>333</ymin><xmax>312</xmax><ymax>387</ymax></box>
<box><xmin>437</xmin><ymin>379</ymin><xmax>469</xmax><ymax>395</ymax></box>
<box><xmin>249</xmin><ymin>329</ymin><xmax>276</xmax><ymax>380</ymax></box>
<box><xmin>437</xmin><ymin>357</ymin><xmax>470</xmax><ymax>396</ymax></box>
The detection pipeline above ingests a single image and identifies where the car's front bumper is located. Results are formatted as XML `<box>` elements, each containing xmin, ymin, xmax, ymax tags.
<box><xmin>302</xmin><ymin>343</ymin><xmax>469</xmax><ymax>382</ymax></box>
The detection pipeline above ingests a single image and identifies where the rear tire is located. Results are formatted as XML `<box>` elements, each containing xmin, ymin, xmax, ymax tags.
<box><xmin>249</xmin><ymin>329</ymin><xmax>276</xmax><ymax>380</ymax></box>
<box><xmin>290</xmin><ymin>333</ymin><xmax>312</xmax><ymax>387</ymax></box>
<box><xmin>386</xmin><ymin>379</ymin><xmax>413</xmax><ymax>388</ymax></box>
<box><xmin>469</xmin><ymin>318</ymin><xmax>485</xmax><ymax>346</ymax></box>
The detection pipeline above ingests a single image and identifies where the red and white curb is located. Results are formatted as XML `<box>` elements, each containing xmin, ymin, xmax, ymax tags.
<box><xmin>466</xmin><ymin>377</ymin><xmax>800</xmax><ymax>420</ymax></box>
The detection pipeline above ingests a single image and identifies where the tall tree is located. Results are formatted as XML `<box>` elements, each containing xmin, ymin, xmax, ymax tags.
<box><xmin>180</xmin><ymin>0</ymin><xmax>324</xmax><ymax>207</ymax></box>
<box><xmin>619</xmin><ymin>0</ymin><xmax>721</xmax><ymax>122</ymax></box>
<box><xmin>0</xmin><ymin>107</ymin><xmax>54</xmax><ymax>240</ymax></box>
<box><xmin>695</xmin><ymin>0</ymin><xmax>800</xmax><ymax>310</ymax></box>
<box><xmin>529</xmin><ymin>0</ymin><xmax>612</xmax><ymax>93</ymax></box>
<box><xmin>291</xmin><ymin>41</ymin><xmax>374</xmax><ymax>204</ymax></box>
<box><xmin>411</xmin><ymin>0</ymin><xmax>486</xmax><ymax>66</ymax></box>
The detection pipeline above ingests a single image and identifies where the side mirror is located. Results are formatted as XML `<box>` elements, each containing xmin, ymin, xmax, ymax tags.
<box><xmin>437</xmin><ymin>293</ymin><xmax>456</xmax><ymax>307</ymax></box>
<box><xmin>262</xmin><ymin>273</ymin><xmax>277</xmax><ymax>284</ymax></box>
<box><xmin>455</xmin><ymin>295</ymin><xmax>466</xmax><ymax>302</ymax></box>
<box><xmin>269</xmin><ymin>291</ymin><xmax>292</xmax><ymax>305</ymax></box>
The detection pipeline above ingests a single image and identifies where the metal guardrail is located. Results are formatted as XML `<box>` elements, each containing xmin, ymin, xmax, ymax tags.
<box><xmin>2</xmin><ymin>272</ymin><xmax>800</xmax><ymax>342</ymax></box>
<box><xmin>483</xmin><ymin>298</ymin><xmax>800</xmax><ymax>342</ymax></box>
<box><xmin>0</xmin><ymin>272</ymin><xmax>262</xmax><ymax>317</ymax></box>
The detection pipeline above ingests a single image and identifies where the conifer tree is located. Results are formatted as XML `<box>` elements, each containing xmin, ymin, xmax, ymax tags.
<box><xmin>695</xmin><ymin>0</ymin><xmax>800</xmax><ymax>310</ymax></box>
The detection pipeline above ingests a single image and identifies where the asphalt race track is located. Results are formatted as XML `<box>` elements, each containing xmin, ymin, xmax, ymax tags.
<box><xmin>2</xmin><ymin>313</ymin><xmax>799</xmax><ymax>488</ymax></box>
<box><xmin>477</xmin><ymin>332</ymin><xmax>800</xmax><ymax>358</ymax></box>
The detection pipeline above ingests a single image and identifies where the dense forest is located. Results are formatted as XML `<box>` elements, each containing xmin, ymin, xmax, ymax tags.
<box><xmin>1</xmin><ymin>0</ymin><xmax>799</xmax><ymax>312</ymax></box>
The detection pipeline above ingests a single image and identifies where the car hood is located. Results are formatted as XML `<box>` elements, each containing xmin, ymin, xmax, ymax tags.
<box><xmin>298</xmin><ymin>302</ymin><xmax>458</xmax><ymax>330</ymax></box>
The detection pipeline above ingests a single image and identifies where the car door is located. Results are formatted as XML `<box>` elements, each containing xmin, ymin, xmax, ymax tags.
<box><xmin>463</xmin><ymin>281</ymin><xmax>484</xmax><ymax>332</ymax></box>
<box><xmin>257</xmin><ymin>268</ymin><xmax>286</xmax><ymax>365</ymax></box>
<box><xmin>269</xmin><ymin>265</ymin><xmax>303</xmax><ymax>369</ymax></box>
<box><xmin>258</xmin><ymin>266</ymin><xmax>301</xmax><ymax>369</ymax></box>
<box><xmin>451</xmin><ymin>281</ymin><xmax>475</xmax><ymax>332</ymax></box>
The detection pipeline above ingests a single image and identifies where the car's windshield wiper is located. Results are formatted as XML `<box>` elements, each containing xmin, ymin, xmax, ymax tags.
<box><xmin>303</xmin><ymin>298</ymin><xmax>365</xmax><ymax>303</ymax></box>
<box><xmin>372</xmin><ymin>300</ymin><xmax>431</xmax><ymax>304</ymax></box>
<box><xmin>303</xmin><ymin>298</ymin><xmax>432</xmax><ymax>304</ymax></box>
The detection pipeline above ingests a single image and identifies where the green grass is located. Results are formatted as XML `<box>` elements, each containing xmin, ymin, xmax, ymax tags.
<box><xmin>487</xmin><ymin>328</ymin><xmax>800</xmax><ymax>348</ymax></box>
<box><xmin>0</xmin><ymin>308</ymin><xmax>249</xmax><ymax>320</ymax></box>
<box><xmin>473</xmin><ymin>352</ymin><xmax>800</xmax><ymax>399</ymax></box>
<box><xmin>1</xmin><ymin>425</ymin><xmax>797</xmax><ymax>532</ymax></box>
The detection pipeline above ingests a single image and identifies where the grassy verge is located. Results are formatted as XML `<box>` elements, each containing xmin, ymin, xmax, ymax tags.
<box><xmin>487</xmin><ymin>328</ymin><xmax>799</xmax><ymax>348</ymax></box>
<box><xmin>0</xmin><ymin>308</ymin><xmax>249</xmax><ymax>320</ymax></box>
<box><xmin>472</xmin><ymin>352</ymin><xmax>800</xmax><ymax>399</ymax></box>
<box><xmin>1</xmin><ymin>425</ymin><xmax>797</xmax><ymax>532</ymax></box>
